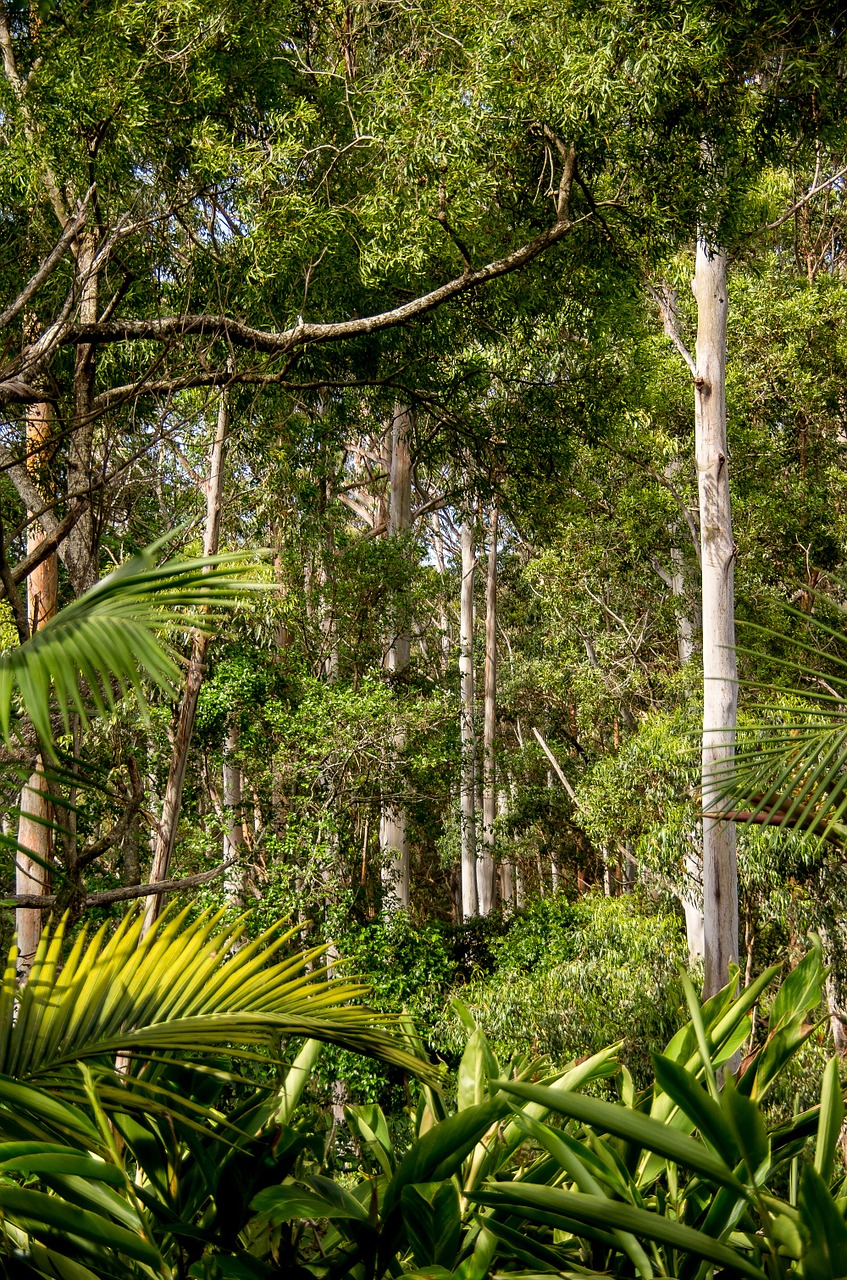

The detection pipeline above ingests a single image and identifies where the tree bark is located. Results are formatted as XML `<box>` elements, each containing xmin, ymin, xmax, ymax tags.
<box><xmin>478</xmin><ymin>504</ymin><xmax>498</xmax><ymax>915</ymax></box>
<box><xmin>459</xmin><ymin>513</ymin><xmax>478</xmax><ymax>919</ymax></box>
<box><xmin>15</xmin><ymin>400</ymin><xmax>58</xmax><ymax>970</ymax></box>
<box><xmin>380</xmin><ymin>406</ymin><xmax>412</xmax><ymax>911</ymax></box>
<box><xmin>64</xmin><ymin>231</ymin><xmax>100</xmax><ymax>594</ymax></box>
<box><xmin>222</xmin><ymin>718</ymin><xmax>246</xmax><ymax>913</ymax></box>
<box><xmin>143</xmin><ymin>387</ymin><xmax>230</xmax><ymax>932</ymax></box>
<box><xmin>693</xmin><ymin>237</ymin><xmax>739</xmax><ymax>999</ymax></box>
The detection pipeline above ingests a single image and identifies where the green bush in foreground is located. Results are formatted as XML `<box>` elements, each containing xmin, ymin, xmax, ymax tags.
<box><xmin>246</xmin><ymin>939</ymin><xmax>846</xmax><ymax>1280</ymax></box>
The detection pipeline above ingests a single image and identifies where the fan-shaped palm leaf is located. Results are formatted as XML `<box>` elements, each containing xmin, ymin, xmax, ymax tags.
<box><xmin>0</xmin><ymin>536</ymin><xmax>265</xmax><ymax>751</ymax></box>
<box><xmin>715</xmin><ymin>608</ymin><xmax>847</xmax><ymax>846</ymax></box>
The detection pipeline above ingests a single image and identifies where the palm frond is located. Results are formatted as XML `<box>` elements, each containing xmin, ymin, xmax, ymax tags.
<box><xmin>0</xmin><ymin>538</ymin><xmax>266</xmax><ymax>750</ymax></box>
<box><xmin>716</xmin><ymin>609</ymin><xmax>847</xmax><ymax>846</ymax></box>
<box><xmin>0</xmin><ymin>906</ymin><xmax>441</xmax><ymax>1093</ymax></box>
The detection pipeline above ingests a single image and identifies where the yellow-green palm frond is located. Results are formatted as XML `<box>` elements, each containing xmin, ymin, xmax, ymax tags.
<box><xmin>0</xmin><ymin>538</ymin><xmax>266</xmax><ymax>750</ymax></box>
<box><xmin>2</xmin><ymin>906</ymin><xmax>440</xmax><ymax>1092</ymax></box>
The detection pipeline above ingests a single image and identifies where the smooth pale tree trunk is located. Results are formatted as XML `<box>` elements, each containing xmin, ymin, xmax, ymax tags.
<box><xmin>144</xmin><ymin>389</ymin><xmax>230</xmax><ymax>933</ymax></box>
<box><xmin>16</xmin><ymin>401</ymin><xmax>59</xmax><ymax>970</ymax></box>
<box><xmin>380</xmin><ymin>406</ymin><xmax>412</xmax><ymax>912</ymax></box>
<box><xmin>693</xmin><ymin>237</ymin><xmax>739</xmax><ymax>999</ymax></box>
<box><xmin>668</xmin><ymin>460</ymin><xmax>705</xmax><ymax>962</ymax></box>
<box><xmin>431</xmin><ymin>513</ymin><xmax>452</xmax><ymax>668</ymax></box>
<box><xmin>478</xmin><ymin>505</ymin><xmax>498</xmax><ymax>915</ymax></box>
<box><xmin>222</xmin><ymin>718</ymin><xmax>246</xmax><ymax>912</ymax></box>
<box><xmin>497</xmin><ymin>790</ymin><xmax>514</xmax><ymax>911</ymax></box>
<box><xmin>459</xmin><ymin>514</ymin><xmax>478</xmax><ymax>919</ymax></box>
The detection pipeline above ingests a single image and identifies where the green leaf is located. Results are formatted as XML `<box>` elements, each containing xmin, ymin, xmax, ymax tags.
<box><xmin>815</xmin><ymin>1057</ymin><xmax>845</xmax><ymax>1186</ymax></box>
<box><xmin>652</xmin><ymin>1054</ymin><xmax>737</xmax><ymax>1164</ymax></box>
<box><xmin>0</xmin><ymin>1183</ymin><xmax>159</xmax><ymax>1265</ymax></box>
<box><xmin>720</xmin><ymin>1075</ymin><xmax>769</xmax><ymax>1176</ymax></box>
<box><xmin>457</xmin><ymin>1029</ymin><xmax>499</xmax><ymax>1111</ymax></box>
<box><xmin>469</xmin><ymin>1184</ymin><xmax>767</xmax><ymax>1278</ymax></box>
<box><xmin>250</xmin><ymin>1184</ymin><xmax>364</xmax><ymax>1225</ymax></box>
<box><xmin>798</xmin><ymin>1163</ymin><xmax>847</xmax><ymax>1279</ymax></box>
<box><xmin>400</xmin><ymin>1181</ymin><xmax>462</xmax><ymax>1268</ymax></box>
<box><xmin>495</xmin><ymin>1079</ymin><xmax>747</xmax><ymax>1195</ymax></box>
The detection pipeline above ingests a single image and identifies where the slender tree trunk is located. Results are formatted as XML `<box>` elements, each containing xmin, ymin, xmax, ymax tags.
<box><xmin>15</xmin><ymin>401</ymin><xmax>58</xmax><ymax>969</ymax></box>
<box><xmin>693</xmin><ymin>237</ymin><xmax>739</xmax><ymax>998</ymax></box>
<box><xmin>380</xmin><ymin>406</ymin><xmax>412</xmax><ymax>912</ymax></box>
<box><xmin>222</xmin><ymin>718</ymin><xmax>245</xmax><ymax>912</ymax></box>
<box><xmin>459</xmin><ymin>513</ymin><xmax>478</xmax><ymax>919</ymax></box>
<box><xmin>431</xmin><ymin>513</ymin><xmax>451</xmax><ymax>669</ymax></box>
<box><xmin>661</xmin><ymin>452</ymin><xmax>705</xmax><ymax>961</ymax></box>
<box><xmin>478</xmin><ymin>505</ymin><xmax>498</xmax><ymax>915</ymax></box>
<box><xmin>498</xmin><ymin>789</ymin><xmax>514</xmax><ymax>911</ymax></box>
<box><xmin>143</xmin><ymin>389</ymin><xmax>230</xmax><ymax>933</ymax></box>
<box><xmin>65</xmin><ymin>232</ymin><xmax>100</xmax><ymax>595</ymax></box>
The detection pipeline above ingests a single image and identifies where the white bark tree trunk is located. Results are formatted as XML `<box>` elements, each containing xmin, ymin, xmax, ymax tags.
<box><xmin>693</xmin><ymin>237</ymin><xmax>739</xmax><ymax>999</ymax></box>
<box><xmin>380</xmin><ymin>406</ymin><xmax>412</xmax><ymax>912</ymax></box>
<box><xmin>497</xmin><ymin>789</ymin><xmax>513</xmax><ymax>911</ymax></box>
<box><xmin>459</xmin><ymin>513</ymin><xmax>478</xmax><ymax>919</ymax></box>
<box><xmin>143</xmin><ymin>388</ymin><xmax>230</xmax><ymax>933</ymax></box>
<box><xmin>222</xmin><ymin>718</ymin><xmax>245</xmax><ymax>912</ymax></box>
<box><xmin>478</xmin><ymin>505</ymin><xmax>498</xmax><ymax>915</ymax></box>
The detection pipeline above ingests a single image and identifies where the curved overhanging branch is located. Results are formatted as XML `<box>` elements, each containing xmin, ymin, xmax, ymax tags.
<box><xmin>59</xmin><ymin>215</ymin><xmax>578</xmax><ymax>353</ymax></box>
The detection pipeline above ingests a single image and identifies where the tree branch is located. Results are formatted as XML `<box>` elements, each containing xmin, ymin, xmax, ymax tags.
<box><xmin>7</xmin><ymin>860</ymin><xmax>235</xmax><ymax>908</ymax></box>
<box><xmin>57</xmin><ymin>214</ymin><xmax>586</xmax><ymax>354</ymax></box>
<box><xmin>752</xmin><ymin>165</ymin><xmax>847</xmax><ymax>235</ymax></box>
<box><xmin>0</xmin><ymin>500</ymin><xmax>90</xmax><ymax>602</ymax></box>
<box><xmin>0</xmin><ymin>189</ymin><xmax>93</xmax><ymax>331</ymax></box>
<box><xmin>646</xmin><ymin>282</ymin><xmax>696</xmax><ymax>376</ymax></box>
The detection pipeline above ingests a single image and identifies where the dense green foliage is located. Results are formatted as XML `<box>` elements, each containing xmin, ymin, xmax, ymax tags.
<box><xmin>3</xmin><ymin>0</ymin><xmax>847</xmax><ymax>1274</ymax></box>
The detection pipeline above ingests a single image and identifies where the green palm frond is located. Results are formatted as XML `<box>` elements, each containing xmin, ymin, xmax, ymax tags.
<box><xmin>716</xmin><ymin>610</ymin><xmax>847</xmax><ymax>846</ymax></box>
<box><xmin>0</xmin><ymin>537</ymin><xmax>266</xmax><ymax>750</ymax></box>
<box><xmin>1</xmin><ymin>905</ymin><xmax>440</xmax><ymax>1092</ymax></box>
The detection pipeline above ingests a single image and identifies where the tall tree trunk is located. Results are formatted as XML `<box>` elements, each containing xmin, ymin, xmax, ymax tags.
<box><xmin>222</xmin><ymin>718</ymin><xmax>246</xmax><ymax>912</ymax></box>
<box><xmin>459</xmin><ymin>513</ymin><xmax>478</xmax><ymax>919</ymax></box>
<box><xmin>431</xmin><ymin>513</ymin><xmax>451</xmax><ymax>669</ymax></box>
<box><xmin>667</xmin><ymin>460</ymin><xmax>705</xmax><ymax>962</ymax></box>
<box><xmin>15</xmin><ymin>401</ymin><xmax>58</xmax><ymax>970</ymax></box>
<box><xmin>143</xmin><ymin>389</ymin><xmax>230</xmax><ymax>933</ymax></box>
<box><xmin>65</xmin><ymin>232</ymin><xmax>100</xmax><ymax>595</ymax></box>
<box><xmin>380</xmin><ymin>406</ymin><xmax>412</xmax><ymax>912</ymax></box>
<box><xmin>498</xmin><ymin>789</ymin><xmax>513</xmax><ymax>911</ymax></box>
<box><xmin>478</xmin><ymin>505</ymin><xmax>498</xmax><ymax>915</ymax></box>
<box><xmin>693</xmin><ymin>237</ymin><xmax>739</xmax><ymax>998</ymax></box>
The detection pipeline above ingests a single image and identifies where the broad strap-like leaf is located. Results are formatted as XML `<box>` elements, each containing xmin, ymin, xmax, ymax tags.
<box><xmin>469</xmin><ymin>1184</ymin><xmax>767</xmax><ymax>1279</ymax></box>
<box><xmin>494</xmin><ymin>1078</ymin><xmax>747</xmax><ymax>1195</ymax></box>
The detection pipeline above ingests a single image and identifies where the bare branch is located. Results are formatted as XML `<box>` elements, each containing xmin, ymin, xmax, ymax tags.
<box><xmin>59</xmin><ymin>214</ymin><xmax>587</xmax><ymax>354</ymax></box>
<box><xmin>0</xmin><ymin>189</ymin><xmax>93</xmax><ymax>331</ymax></box>
<box><xmin>646</xmin><ymin>282</ymin><xmax>696</xmax><ymax>376</ymax></box>
<box><xmin>8</xmin><ymin>860</ymin><xmax>235</xmax><ymax>908</ymax></box>
<box><xmin>752</xmin><ymin>165</ymin><xmax>847</xmax><ymax>235</ymax></box>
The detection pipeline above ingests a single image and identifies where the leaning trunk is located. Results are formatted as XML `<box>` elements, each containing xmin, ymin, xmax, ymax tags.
<box><xmin>380</xmin><ymin>406</ymin><xmax>412</xmax><ymax>912</ymax></box>
<box><xmin>143</xmin><ymin>389</ymin><xmax>229</xmax><ymax>932</ymax></box>
<box><xmin>478</xmin><ymin>505</ymin><xmax>498</xmax><ymax>915</ymax></box>
<box><xmin>459</xmin><ymin>514</ymin><xmax>478</xmax><ymax>919</ymax></box>
<box><xmin>693</xmin><ymin>237</ymin><xmax>739</xmax><ymax>998</ymax></box>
